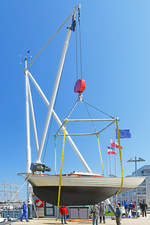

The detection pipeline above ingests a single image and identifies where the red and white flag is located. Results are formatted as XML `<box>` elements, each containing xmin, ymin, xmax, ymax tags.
<box><xmin>107</xmin><ymin>147</ymin><xmax>117</xmax><ymax>155</ymax></box>
<box><xmin>115</xmin><ymin>143</ymin><xmax>122</xmax><ymax>149</ymax></box>
<box><xmin>110</xmin><ymin>139</ymin><xmax>122</xmax><ymax>149</ymax></box>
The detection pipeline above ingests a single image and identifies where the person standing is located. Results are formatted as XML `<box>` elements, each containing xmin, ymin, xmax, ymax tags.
<box><xmin>129</xmin><ymin>201</ymin><xmax>133</xmax><ymax>212</ymax></box>
<box><xmin>99</xmin><ymin>201</ymin><xmax>106</xmax><ymax>223</ymax></box>
<box><xmin>20</xmin><ymin>202</ymin><xmax>29</xmax><ymax>222</ymax></box>
<box><xmin>59</xmin><ymin>206</ymin><xmax>68</xmax><ymax>224</ymax></box>
<box><xmin>141</xmin><ymin>200</ymin><xmax>147</xmax><ymax>217</ymax></box>
<box><xmin>115</xmin><ymin>203</ymin><xmax>121</xmax><ymax>225</ymax></box>
<box><xmin>91</xmin><ymin>204</ymin><xmax>99</xmax><ymax>225</ymax></box>
<box><xmin>124</xmin><ymin>200</ymin><xmax>128</xmax><ymax>217</ymax></box>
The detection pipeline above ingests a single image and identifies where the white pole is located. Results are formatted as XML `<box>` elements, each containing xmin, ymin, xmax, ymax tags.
<box><xmin>28</xmin><ymin>72</ymin><xmax>92</xmax><ymax>173</ymax></box>
<box><xmin>106</xmin><ymin>149</ymin><xmax>108</xmax><ymax>176</ymax></box>
<box><xmin>25</xmin><ymin>58</ymin><xmax>31</xmax><ymax>173</ymax></box>
<box><xmin>28</xmin><ymin>78</ymin><xmax>39</xmax><ymax>152</ymax></box>
<box><xmin>115</xmin><ymin>152</ymin><xmax>117</xmax><ymax>176</ymax></box>
<box><xmin>114</xmin><ymin>127</ymin><xmax>117</xmax><ymax>176</ymax></box>
<box><xmin>24</xmin><ymin>58</ymin><xmax>33</xmax><ymax>211</ymax></box>
<box><xmin>37</xmin><ymin>22</ymin><xmax>72</xmax><ymax>163</ymax></box>
<box><xmin>110</xmin><ymin>154</ymin><xmax>112</xmax><ymax>176</ymax></box>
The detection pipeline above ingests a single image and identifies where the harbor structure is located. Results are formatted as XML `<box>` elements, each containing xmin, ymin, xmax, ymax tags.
<box><xmin>0</xmin><ymin>184</ymin><xmax>19</xmax><ymax>202</ymax></box>
<box><xmin>117</xmin><ymin>165</ymin><xmax>150</xmax><ymax>206</ymax></box>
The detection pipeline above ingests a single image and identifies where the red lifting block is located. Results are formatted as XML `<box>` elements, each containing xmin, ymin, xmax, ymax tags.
<box><xmin>74</xmin><ymin>79</ymin><xmax>86</xmax><ymax>93</ymax></box>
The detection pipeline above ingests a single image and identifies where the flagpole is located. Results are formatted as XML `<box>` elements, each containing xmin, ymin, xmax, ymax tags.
<box><xmin>115</xmin><ymin>144</ymin><xmax>117</xmax><ymax>177</ymax></box>
<box><xmin>110</xmin><ymin>139</ymin><xmax>114</xmax><ymax>176</ymax></box>
<box><xmin>110</xmin><ymin>153</ymin><xmax>112</xmax><ymax>176</ymax></box>
<box><xmin>114</xmin><ymin>125</ymin><xmax>117</xmax><ymax>176</ymax></box>
<box><xmin>109</xmin><ymin>153</ymin><xmax>110</xmax><ymax>176</ymax></box>
<box><xmin>106</xmin><ymin>149</ymin><xmax>108</xmax><ymax>176</ymax></box>
<box><xmin>115</xmin><ymin>153</ymin><xmax>117</xmax><ymax>176</ymax></box>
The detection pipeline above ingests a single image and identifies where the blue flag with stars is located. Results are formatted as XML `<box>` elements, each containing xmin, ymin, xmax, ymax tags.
<box><xmin>116</xmin><ymin>129</ymin><xmax>131</xmax><ymax>139</ymax></box>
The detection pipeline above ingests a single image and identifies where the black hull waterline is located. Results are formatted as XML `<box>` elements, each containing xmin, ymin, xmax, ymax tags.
<box><xmin>33</xmin><ymin>185</ymin><xmax>132</xmax><ymax>206</ymax></box>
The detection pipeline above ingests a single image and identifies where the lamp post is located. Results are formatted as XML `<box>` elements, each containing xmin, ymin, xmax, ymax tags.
<box><xmin>127</xmin><ymin>156</ymin><xmax>145</xmax><ymax>176</ymax></box>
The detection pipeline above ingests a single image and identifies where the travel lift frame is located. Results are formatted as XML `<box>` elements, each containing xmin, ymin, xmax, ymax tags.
<box><xmin>24</xmin><ymin>5</ymin><xmax>118</xmax><ymax>216</ymax></box>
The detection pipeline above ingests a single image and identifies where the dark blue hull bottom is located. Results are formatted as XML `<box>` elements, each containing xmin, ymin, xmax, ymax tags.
<box><xmin>33</xmin><ymin>186</ymin><xmax>122</xmax><ymax>205</ymax></box>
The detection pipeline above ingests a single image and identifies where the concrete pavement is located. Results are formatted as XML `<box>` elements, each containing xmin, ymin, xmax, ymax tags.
<box><xmin>10</xmin><ymin>215</ymin><xmax>150</xmax><ymax>225</ymax></box>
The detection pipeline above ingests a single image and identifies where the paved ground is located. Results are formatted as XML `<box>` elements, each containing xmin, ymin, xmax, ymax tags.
<box><xmin>9</xmin><ymin>215</ymin><xmax>150</xmax><ymax>225</ymax></box>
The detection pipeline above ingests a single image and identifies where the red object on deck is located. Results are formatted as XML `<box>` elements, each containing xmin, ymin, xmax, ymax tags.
<box><xmin>74</xmin><ymin>79</ymin><xmax>86</xmax><ymax>93</ymax></box>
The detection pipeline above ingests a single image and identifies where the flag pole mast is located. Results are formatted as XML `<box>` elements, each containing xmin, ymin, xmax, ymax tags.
<box><xmin>115</xmin><ymin>153</ymin><xmax>117</xmax><ymax>176</ymax></box>
<box><xmin>110</xmin><ymin>152</ymin><xmax>112</xmax><ymax>176</ymax></box>
<box><xmin>106</xmin><ymin>149</ymin><xmax>108</xmax><ymax>176</ymax></box>
<box><xmin>114</xmin><ymin>126</ymin><xmax>117</xmax><ymax>176</ymax></box>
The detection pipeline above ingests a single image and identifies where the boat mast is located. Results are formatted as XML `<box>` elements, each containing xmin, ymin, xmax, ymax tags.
<box><xmin>36</xmin><ymin>9</ymin><xmax>76</xmax><ymax>163</ymax></box>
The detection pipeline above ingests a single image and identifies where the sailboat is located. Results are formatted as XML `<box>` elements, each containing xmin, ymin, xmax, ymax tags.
<box><xmin>27</xmin><ymin>172</ymin><xmax>144</xmax><ymax>206</ymax></box>
<box><xmin>20</xmin><ymin>5</ymin><xmax>144</xmax><ymax>206</ymax></box>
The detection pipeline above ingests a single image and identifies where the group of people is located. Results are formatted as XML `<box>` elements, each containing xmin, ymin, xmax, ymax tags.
<box><xmin>91</xmin><ymin>202</ymin><xmax>106</xmax><ymax>224</ymax></box>
<box><xmin>123</xmin><ymin>200</ymin><xmax>148</xmax><ymax>218</ymax></box>
<box><xmin>19</xmin><ymin>201</ymin><xmax>121</xmax><ymax>224</ymax></box>
<box><xmin>124</xmin><ymin>200</ymin><xmax>136</xmax><ymax>217</ymax></box>
<box><xmin>20</xmin><ymin>202</ymin><xmax>69</xmax><ymax>223</ymax></box>
<box><xmin>91</xmin><ymin>202</ymin><xmax>121</xmax><ymax>225</ymax></box>
<box><xmin>20</xmin><ymin>200</ymin><xmax>148</xmax><ymax>224</ymax></box>
<box><xmin>59</xmin><ymin>202</ymin><xmax>122</xmax><ymax>225</ymax></box>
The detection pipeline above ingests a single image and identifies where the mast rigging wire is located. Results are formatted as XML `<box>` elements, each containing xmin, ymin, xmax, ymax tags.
<box><xmin>55</xmin><ymin>99</ymin><xmax>79</xmax><ymax>136</ymax></box>
<box><xmin>83</xmin><ymin>100</ymin><xmax>114</xmax><ymax>119</ymax></box>
<box><xmin>28</xmin><ymin>13</ymin><xmax>73</xmax><ymax>69</ymax></box>
<box><xmin>78</xmin><ymin>7</ymin><xmax>83</xmax><ymax>79</ymax></box>
<box><xmin>83</xmin><ymin>101</ymin><xmax>97</xmax><ymax>133</ymax></box>
<box><xmin>75</xmin><ymin>22</ymin><xmax>78</xmax><ymax>79</ymax></box>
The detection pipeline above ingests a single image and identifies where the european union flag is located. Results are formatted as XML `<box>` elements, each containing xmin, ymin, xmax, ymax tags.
<box><xmin>116</xmin><ymin>129</ymin><xmax>131</xmax><ymax>139</ymax></box>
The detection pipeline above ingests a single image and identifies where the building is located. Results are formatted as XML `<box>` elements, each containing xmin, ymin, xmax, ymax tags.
<box><xmin>117</xmin><ymin>165</ymin><xmax>150</xmax><ymax>206</ymax></box>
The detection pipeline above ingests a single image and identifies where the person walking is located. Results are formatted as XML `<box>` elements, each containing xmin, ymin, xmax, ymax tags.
<box><xmin>115</xmin><ymin>203</ymin><xmax>121</xmax><ymax>225</ymax></box>
<box><xmin>99</xmin><ymin>201</ymin><xmax>106</xmax><ymax>223</ymax></box>
<box><xmin>59</xmin><ymin>205</ymin><xmax>68</xmax><ymax>224</ymax></box>
<box><xmin>20</xmin><ymin>202</ymin><xmax>29</xmax><ymax>222</ymax></box>
<box><xmin>91</xmin><ymin>204</ymin><xmax>99</xmax><ymax>225</ymax></box>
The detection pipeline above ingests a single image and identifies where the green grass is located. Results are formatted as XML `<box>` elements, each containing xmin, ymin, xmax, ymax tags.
<box><xmin>105</xmin><ymin>210</ymin><xmax>115</xmax><ymax>217</ymax></box>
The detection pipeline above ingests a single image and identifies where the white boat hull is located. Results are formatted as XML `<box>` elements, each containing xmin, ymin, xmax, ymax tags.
<box><xmin>27</xmin><ymin>175</ymin><xmax>144</xmax><ymax>205</ymax></box>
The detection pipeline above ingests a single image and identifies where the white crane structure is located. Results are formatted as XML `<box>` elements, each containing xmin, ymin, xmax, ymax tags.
<box><xmin>24</xmin><ymin>5</ymin><xmax>93</xmax><ymax>187</ymax></box>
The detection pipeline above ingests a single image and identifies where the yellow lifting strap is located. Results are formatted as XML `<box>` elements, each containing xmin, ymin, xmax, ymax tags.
<box><xmin>115</xmin><ymin>120</ymin><xmax>124</xmax><ymax>195</ymax></box>
<box><xmin>97</xmin><ymin>136</ymin><xmax>104</xmax><ymax>176</ymax></box>
<box><xmin>54</xmin><ymin>135</ymin><xmax>57</xmax><ymax>175</ymax></box>
<box><xmin>57</xmin><ymin>121</ymin><xmax>67</xmax><ymax>208</ymax></box>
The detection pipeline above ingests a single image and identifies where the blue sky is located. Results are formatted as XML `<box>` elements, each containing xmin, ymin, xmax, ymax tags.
<box><xmin>1</xmin><ymin>0</ymin><xmax>150</xmax><ymax>200</ymax></box>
